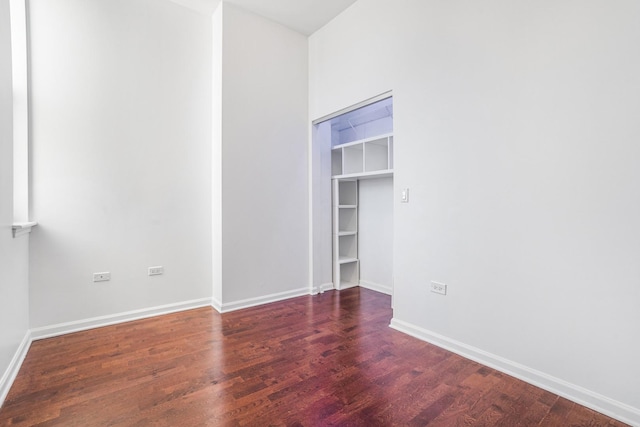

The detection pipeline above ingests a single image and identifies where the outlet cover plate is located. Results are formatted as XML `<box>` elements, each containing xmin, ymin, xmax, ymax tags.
<box><xmin>430</xmin><ymin>281</ymin><xmax>447</xmax><ymax>295</ymax></box>
<box><xmin>93</xmin><ymin>272</ymin><xmax>111</xmax><ymax>282</ymax></box>
<box><xmin>148</xmin><ymin>266</ymin><xmax>164</xmax><ymax>276</ymax></box>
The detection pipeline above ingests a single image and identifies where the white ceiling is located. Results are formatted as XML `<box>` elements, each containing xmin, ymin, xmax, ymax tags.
<box><xmin>170</xmin><ymin>0</ymin><xmax>358</xmax><ymax>35</ymax></box>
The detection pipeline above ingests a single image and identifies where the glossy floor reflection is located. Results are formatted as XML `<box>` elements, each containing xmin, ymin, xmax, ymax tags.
<box><xmin>0</xmin><ymin>288</ymin><xmax>628</xmax><ymax>426</ymax></box>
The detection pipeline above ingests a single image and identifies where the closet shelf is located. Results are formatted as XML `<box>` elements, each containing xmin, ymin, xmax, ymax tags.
<box><xmin>333</xmin><ymin>170</ymin><xmax>394</xmax><ymax>180</ymax></box>
<box><xmin>332</xmin><ymin>132</ymin><xmax>394</xmax><ymax>149</ymax></box>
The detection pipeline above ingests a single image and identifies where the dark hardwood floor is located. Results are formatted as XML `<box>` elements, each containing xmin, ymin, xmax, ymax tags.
<box><xmin>0</xmin><ymin>288</ymin><xmax>628</xmax><ymax>426</ymax></box>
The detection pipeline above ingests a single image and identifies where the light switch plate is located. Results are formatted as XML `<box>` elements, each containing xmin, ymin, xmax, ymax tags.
<box><xmin>401</xmin><ymin>188</ymin><xmax>409</xmax><ymax>203</ymax></box>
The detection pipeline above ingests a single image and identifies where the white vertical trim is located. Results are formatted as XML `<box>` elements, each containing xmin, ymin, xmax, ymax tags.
<box><xmin>308</xmin><ymin>87</ymin><xmax>315</xmax><ymax>296</ymax></box>
<box><xmin>9</xmin><ymin>0</ymin><xmax>29</xmax><ymax>222</ymax></box>
<box><xmin>211</xmin><ymin>2</ymin><xmax>223</xmax><ymax>307</ymax></box>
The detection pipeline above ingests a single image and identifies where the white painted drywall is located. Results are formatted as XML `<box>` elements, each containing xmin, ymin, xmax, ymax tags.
<box><xmin>310</xmin><ymin>0</ymin><xmax>640</xmax><ymax>422</ymax></box>
<box><xmin>0</xmin><ymin>0</ymin><xmax>30</xmax><ymax>396</ymax></box>
<box><xmin>28</xmin><ymin>0</ymin><xmax>212</xmax><ymax>327</ymax></box>
<box><xmin>218</xmin><ymin>3</ymin><xmax>309</xmax><ymax>304</ymax></box>
<box><xmin>358</xmin><ymin>177</ymin><xmax>393</xmax><ymax>293</ymax></box>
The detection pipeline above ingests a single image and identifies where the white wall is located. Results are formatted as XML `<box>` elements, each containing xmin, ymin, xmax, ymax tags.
<box><xmin>358</xmin><ymin>177</ymin><xmax>393</xmax><ymax>294</ymax></box>
<box><xmin>28</xmin><ymin>0</ymin><xmax>213</xmax><ymax>328</ymax></box>
<box><xmin>217</xmin><ymin>3</ymin><xmax>309</xmax><ymax>307</ymax></box>
<box><xmin>0</xmin><ymin>0</ymin><xmax>30</xmax><ymax>402</ymax></box>
<box><xmin>310</xmin><ymin>0</ymin><xmax>640</xmax><ymax>423</ymax></box>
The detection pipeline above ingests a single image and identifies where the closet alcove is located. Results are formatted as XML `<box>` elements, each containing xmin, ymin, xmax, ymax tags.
<box><xmin>311</xmin><ymin>94</ymin><xmax>394</xmax><ymax>298</ymax></box>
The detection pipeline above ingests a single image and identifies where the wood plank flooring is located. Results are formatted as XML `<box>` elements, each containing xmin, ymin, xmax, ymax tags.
<box><xmin>0</xmin><ymin>288</ymin><xmax>628</xmax><ymax>426</ymax></box>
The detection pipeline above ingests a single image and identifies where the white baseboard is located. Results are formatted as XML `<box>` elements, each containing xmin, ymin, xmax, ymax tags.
<box><xmin>389</xmin><ymin>318</ymin><xmax>640</xmax><ymax>427</ymax></box>
<box><xmin>211</xmin><ymin>297</ymin><xmax>222</xmax><ymax>313</ymax></box>
<box><xmin>317</xmin><ymin>282</ymin><xmax>334</xmax><ymax>293</ymax></box>
<box><xmin>30</xmin><ymin>298</ymin><xmax>213</xmax><ymax>340</ymax></box>
<box><xmin>218</xmin><ymin>287</ymin><xmax>310</xmax><ymax>313</ymax></box>
<box><xmin>359</xmin><ymin>279</ymin><xmax>392</xmax><ymax>295</ymax></box>
<box><xmin>0</xmin><ymin>331</ymin><xmax>32</xmax><ymax>408</ymax></box>
<box><xmin>3</xmin><ymin>291</ymin><xmax>309</xmax><ymax>409</ymax></box>
<box><xmin>336</xmin><ymin>281</ymin><xmax>359</xmax><ymax>291</ymax></box>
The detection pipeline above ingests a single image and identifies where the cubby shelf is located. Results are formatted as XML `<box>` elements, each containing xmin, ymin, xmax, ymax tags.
<box><xmin>338</xmin><ymin>260</ymin><xmax>359</xmax><ymax>290</ymax></box>
<box><xmin>331</xmin><ymin>133</ymin><xmax>394</xmax><ymax>179</ymax></box>
<box><xmin>332</xmin><ymin>179</ymin><xmax>360</xmax><ymax>290</ymax></box>
<box><xmin>334</xmin><ymin>170</ymin><xmax>394</xmax><ymax>180</ymax></box>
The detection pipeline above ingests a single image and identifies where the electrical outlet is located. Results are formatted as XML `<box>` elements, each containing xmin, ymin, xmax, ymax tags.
<box><xmin>430</xmin><ymin>281</ymin><xmax>447</xmax><ymax>295</ymax></box>
<box><xmin>148</xmin><ymin>266</ymin><xmax>164</xmax><ymax>276</ymax></box>
<box><xmin>93</xmin><ymin>272</ymin><xmax>111</xmax><ymax>282</ymax></box>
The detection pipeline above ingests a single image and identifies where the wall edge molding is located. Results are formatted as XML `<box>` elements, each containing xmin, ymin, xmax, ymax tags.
<box><xmin>30</xmin><ymin>298</ymin><xmax>213</xmax><ymax>341</ymax></box>
<box><xmin>220</xmin><ymin>287</ymin><xmax>310</xmax><ymax>313</ymax></box>
<box><xmin>389</xmin><ymin>317</ymin><xmax>640</xmax><ymax>427</ymax></box>
<box><xmin>359</xmin><ymin>279</ymin><xmax>391</xmax><ymax>295</ymax></box>
<box><xmin>309</xmin><ymin>283</ymin><xmax>334</xmax><ymax>295</ymax></box>
<box><xmin>211</xmin><ymin>297</ymin><xmax>222</xmax><ymax>313</ymax></box>
<box><xmin>336</xmin><ymin>282</ymin><xmax>358</xmax><ymax>291</ymax></box>
<box><xmin>0</xmin><ymin>330</ymin><xmax>32</xmax><ymax>408</ymax></box>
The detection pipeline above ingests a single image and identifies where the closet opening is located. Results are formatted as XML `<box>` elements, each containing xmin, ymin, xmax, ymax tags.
<box><xmin>310</xmin><ymin>93</ymin><xmax>394</xmax><ymax>301</ymax></box>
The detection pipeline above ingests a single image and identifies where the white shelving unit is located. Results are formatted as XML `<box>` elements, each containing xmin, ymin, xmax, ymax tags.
<box><xmin>332</xmin><ymin>179</ymin><xmax>359</xmax><ymax>289</ymax></box>
<box><xmin>331</xmin><ymin>133</ymin><xmax>394</xmax><ymax>179</ymax></box>
<box><xmin>313</xmin><ymin>95</ymin><xmax>393</xmax><ymax>296</ymax></box>
<box><xmin>331</xmin><ymin>132</ymin><xmax>394</xmax><ymax>291</ymax></box>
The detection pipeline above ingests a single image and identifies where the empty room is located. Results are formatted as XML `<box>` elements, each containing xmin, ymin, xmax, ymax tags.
<box><xmin>1</xmin><ymin>0</ymin><xmax>638</xmax><ymax>425</ymax></box>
